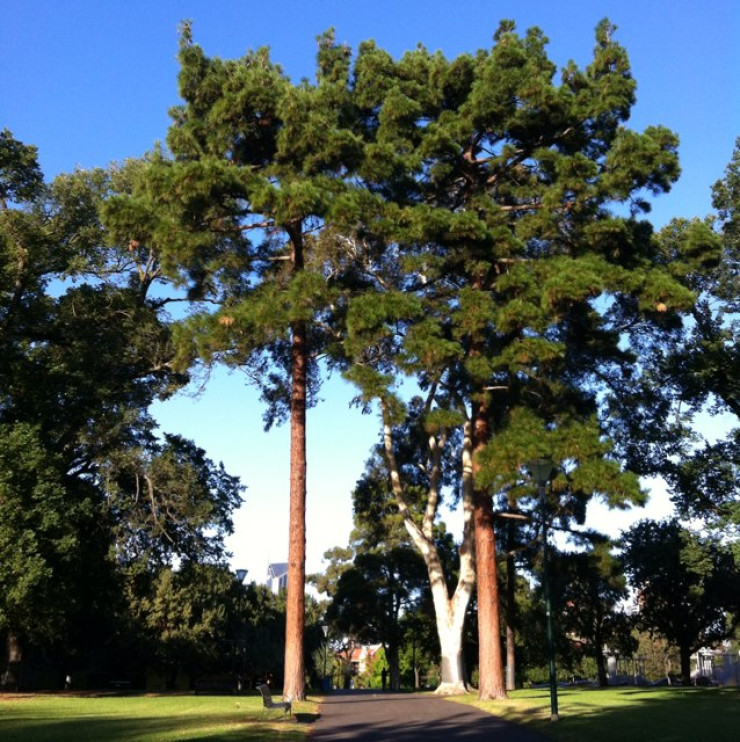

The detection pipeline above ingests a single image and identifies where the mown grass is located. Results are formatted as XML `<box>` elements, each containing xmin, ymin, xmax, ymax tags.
<box><xmin>4</xmin><ymin>686</ymin><xmax>739</xmax><ymax>741</ymax></box>
<box><xmin>0</xmin><ymin>692</ymin><xmax>319</xmax><ymax>742</ymax></box>
<box><xmin>450</xmin><ymin>685</ymin><xmax>740</xmax><ymax>741</ymax></box>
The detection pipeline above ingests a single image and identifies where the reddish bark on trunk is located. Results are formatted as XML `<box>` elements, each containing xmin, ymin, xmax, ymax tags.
<box><xmin>505</xmin><ymin>501</ymin><xmax>519</xmax><ymax>691</ymax></box>
<box><xmin>283</xmin><ymin>231</ymin><xmax>307</xmax><ymax>701</ymax></box>
<box><xmin>472</xmin><ymin>398</ymin><xmax>508</xmax><ymax>700</ymax></box>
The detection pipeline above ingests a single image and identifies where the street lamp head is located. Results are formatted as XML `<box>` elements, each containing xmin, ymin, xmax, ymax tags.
<box><xmin>528</xmin><ymin>457</ymin><xmax>554</xmax><ymax>488</ymax></box>
<box><xmin>235</xmin><ymin>569</ymin><xmax>248</xmax><ymax>583</ymax></box>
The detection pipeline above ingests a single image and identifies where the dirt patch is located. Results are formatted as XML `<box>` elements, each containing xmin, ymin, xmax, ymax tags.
<box><xmin>0</xmin><ymin>693</ymin><xmax>37</xmax><ymax>701</ymax></box>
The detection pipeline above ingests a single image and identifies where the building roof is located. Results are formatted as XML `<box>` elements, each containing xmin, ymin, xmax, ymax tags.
<box><xmin>267</xmin><ymin>562</ymin><xmax>288</xmax><ymax>579</ymax></box>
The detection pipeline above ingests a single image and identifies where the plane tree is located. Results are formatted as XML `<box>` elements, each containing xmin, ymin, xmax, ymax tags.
<box><xmin>0</xmin><ymin>138</ymin><xmax>136</xmax><ymax>684</ymax></box>
<box><xmin>652</xmin><ymin>143</ymin><xmax>740</xmax><ymax>543</ymax></box>
<box><xmin>0</xmin><ymin>132</ymin><xmax>242</xmax><ymax>688</ymax></box>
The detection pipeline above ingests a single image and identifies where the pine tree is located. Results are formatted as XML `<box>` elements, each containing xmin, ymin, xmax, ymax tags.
<box><xmin>104</xmin><ymin>27</ymin><xmax>367</xmax><ymax>700</ymax></box>
<box><xmin>342</xmin><ymin>19</ymin><xmax>692</xmax><ymax>699</ymax></box>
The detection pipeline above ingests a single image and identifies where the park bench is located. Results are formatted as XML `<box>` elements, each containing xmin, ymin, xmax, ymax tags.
<box><xmin>257</xmin><ymin>683</ymin><xmax>292</xmax><ymax>718</ymax></box>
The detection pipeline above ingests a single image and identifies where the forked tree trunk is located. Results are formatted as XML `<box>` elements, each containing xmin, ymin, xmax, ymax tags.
<box><xmin>433</xmin><ymin>593</ymin><xmax>471</xmax><ymax>694</ymax></box>
<box><xmin>381</xmin><ymin>404</ymin><xmax>475</xmax><ymax>696</ymax></box>
<box><xmin>471</xmin><ymin>397</ymin><xmax>507</xmax><ymax>700</ymax></box>
<box><xmin>432</xmin><ymin>418</ymin><xmax>476</xmax><ymax>695</ymax></box>
<box><xmin>283</xmin><ymin>231</ymin><xmax>307</xmax><ymax>701</ymax></box>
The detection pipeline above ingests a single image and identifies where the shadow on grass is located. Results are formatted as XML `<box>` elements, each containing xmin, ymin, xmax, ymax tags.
<box><xmin>294</xmin><ymin>711</ymin><xmax>320</xmax><ymax>723</ymax></box>
<box><xmin>523</xmin><ymin>687</ymin><xmax>740</xmax><ymax>742</ymax></box>
<box><xmin>0</xmin><ymin>712</ymin><xmax>313</xmax><ymax>742</ymax></box>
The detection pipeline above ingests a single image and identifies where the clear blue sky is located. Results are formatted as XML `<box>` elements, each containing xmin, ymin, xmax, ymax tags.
<box><xmin>3</xmin><ymin>1</ymin><xmax>738</xmax><ymax>580</ymax></box>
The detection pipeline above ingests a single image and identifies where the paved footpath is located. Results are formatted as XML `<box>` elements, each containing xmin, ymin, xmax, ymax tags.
<box><xmin>310</xmin><ymin>691</ymin><xmax>550</xmax><ymax>742</ymax></box>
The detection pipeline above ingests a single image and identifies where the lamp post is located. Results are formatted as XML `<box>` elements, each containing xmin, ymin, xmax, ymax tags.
<box><xmin>233</xmin><ymin>569</ymin><xmax>248</xmax><ymax>692</ymax></box>
<box><xmin>529</xmin><ymin>458</ymin><xmax>559</xmax><ymax>722</ymax></box>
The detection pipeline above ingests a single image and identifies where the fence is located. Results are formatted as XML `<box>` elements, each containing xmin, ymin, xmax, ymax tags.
<box><xmin>604</xmin><ymin>650</ymin><xmax>739</xmax><ymax>686</ymax></box>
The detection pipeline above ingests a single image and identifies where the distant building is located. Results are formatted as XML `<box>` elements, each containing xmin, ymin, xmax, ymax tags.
<box><xmin>348</xmin><ymin>643</ymin><xmax>383</xmax><ymax>676</ymax></box>
<box><xmin>693</xmin><ymin>647</ymin><xmax>740</xmax><ymax>686</ymax></box>
<box><xmin>267</xmin><ymin>562</ymin><xmax>288</xmax><ymax>594</ymax></box>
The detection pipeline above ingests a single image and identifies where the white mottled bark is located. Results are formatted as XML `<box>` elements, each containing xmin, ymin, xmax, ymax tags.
<box><xmin>382</xmin><ymin>401</ymin><xmax>475</xmax><ymax>695</ymax></box>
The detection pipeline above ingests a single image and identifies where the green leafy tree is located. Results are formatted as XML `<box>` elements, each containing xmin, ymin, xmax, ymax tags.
<box><xmin>126</xmin><ymin>563</ymin><xmax>237</xmax><ymax>689</ymax></box>
<box><xmin>551</xmin><ymin>544</ymin><xmax>635</xmax><ymax>686</ymax></box>
<box><xmin>653</xmin><ymin>143</ymin><xmax>740</xmax><ymax>544</ymax></box>
<box><xmin>326</xmin><ymin>548</ymin><xmax>427</xmax><ymax>691</ymax></box>
<box><xmin>0</xmin><ymin>422</ymin><xmax>114</xmax><ymax>689</ymax></box>
<box><xmin>0</xmin><ymin>133</ymin><xmax>241</xmax><ymax>689</ymax></box>
<box><xmin>621</xmin><ymin>518</ymin><xmax>740</xmax><ymax>684</ymax></box>
<box><xmin>0</xmin><ymin>129</ymin><xmax>44</xmax><ymax>209</ymax></box>
<box><xmin>0</xmin><ymin>136</ymin><xmax>124</xmax><ymax>687</ymax></box>
<box><xmin>398</xmin><ymin>609</ymin><xmax>440</xmax><ymax>690</ymax></box>
<box><xmin>311</xmin><ymin>545</ymin><xmax>354</xmax><ymax>598</ymax></box>
<box><xmin>229</xmin><ymin>582</ymin><xmax>288</xmax><ymax>689</ymax></box>
<box><xmin>319</xmin><ymin>450</ymin><xmax>431</xmax><ymax>690</ymax></box>
<box><xmin>103</xmin><ymin>434</ymin><xmax>243</xmax><ymax>568</ymax></box>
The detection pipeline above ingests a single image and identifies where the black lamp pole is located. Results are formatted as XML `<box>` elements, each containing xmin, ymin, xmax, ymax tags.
<box><xmin>529</xmin><ymin>458</ymin><xmax>559</xmax><ymax>722</ymax></box>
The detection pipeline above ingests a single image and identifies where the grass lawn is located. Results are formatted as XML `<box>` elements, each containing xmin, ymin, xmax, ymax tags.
<box><xmin>450</xmin><ymin>685</ymin><xmax>740</xmax><ymax>741</ymax></box>
<box><xmin>4</xmin><ymin>686</ymin><xmax>739</xmax><ymax>741</ymax></box>
<box><xmin>0</xmin><ymin>692</ymin><xmax>319</xmax><ymax>742</ymax></box>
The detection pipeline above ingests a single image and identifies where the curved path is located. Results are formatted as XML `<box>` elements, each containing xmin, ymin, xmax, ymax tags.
<box><xmin>310</xmin><ymin>691</ymin><xmax>550</xmax><ymax>742</ymax></box>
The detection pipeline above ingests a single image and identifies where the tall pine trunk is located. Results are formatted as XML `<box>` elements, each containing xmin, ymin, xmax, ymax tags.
<box><xmin>284</xmin><ymin>230</ymin><xmax>307</xmax><ymax>701</ymax></box>
<box><xmin>505</xmin><ymin>500</ymin><xmax>520</xmax><ymax>691</ymax></box>
<box><xmin>471</xmin><ymin>396</ymin><xmax>507</xmax><ymax>699</ymax></box>
<box><xmin>506</xmin><ymin>548</ymin><xmax>517</xmax><ymax>691</ymax></box>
